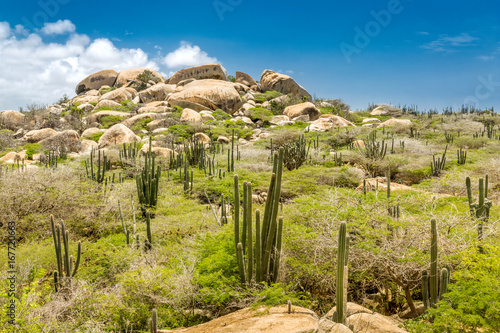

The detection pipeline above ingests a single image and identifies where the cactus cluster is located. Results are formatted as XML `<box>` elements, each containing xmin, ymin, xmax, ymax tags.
<box><xmin>234</xmin><ymin>148</ymin><xmax>284</xmax><ymax>284</ymax></box>
<box><xmin>431</xmin><ymin>145</ymin><xmax>447</xmax><ymax>176</ymax></box>
<box><xmin>457</xmin><ymin>148</ymin><xmax>467</xmax><ymax>165</ymax></box>
<box><xmin>466</xmin><ymin>176</ymin><xmax>492</xmax><ymax>241</ymax></box>
<box><xmin>85</xmin><ymin>148</ymin><xmax>111</xmax><ymax>183</ymax></box>
<box><xmin>149</xmin><ymin>308</ymin><xmax>157</xmax><ymax>333</ymax></box>
<box><xmin>359</xmin><ymin>131</ymin><xmax>387</xmax><ymax>160</ymax></box>
<box><xmin>282</xmin><ymin>135</ymin><xmax>310</xmax><ymax>171</ymax></box>
<box><xmin>119</xmin><ymin>142</ymin><xmax>138</xmax><ymax>163</ymax></box>
<box><xmin>422</xmin><ymin>218</ymin><xmax>450</xmax><ymax>309</ymax></box>
<box><xmin>50</xmin><ymin>215</ymin><xmax>81</xmax><ymax>292</ymax></box>
<box><xmin>136</xmin><ymin>139</ymin><xmax>161</xmax><ymax>215</ymax></box>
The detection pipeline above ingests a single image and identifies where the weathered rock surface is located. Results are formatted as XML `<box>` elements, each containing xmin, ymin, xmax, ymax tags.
<box><xmin>284</xmin><ymin>102</ymin><xmax>321</xmax><ymax>121</ymax></box>
<box><xmin>378</xmin><ymin>119</ymin><xmax>412</xmax><ymax>128</ymax></box>
<box><xmin>40</xmin><ymin>130</ymin><xmax>81</xmax><ymax>153</ymax></box>
<box><xmin>306</xmin><ymin>115</ymin><xmax>354</xmax><ymax>132</ymax></box>
<box><xmin>236</xmin><ymin>71</ymin><xmax>257</xmax><ymax>87</ymax></box>
<box><xmin>168</xmin><ymin>64</ymin><xmax>227</xmax><ymax>85</ymax></box>
<box><xmin>139</xmin><ymin>145</ymin><xmax>175</xmax><ymax>159</ymax></box>
<box><xmin>315</xmin><ymin>319</ymin><xmax>353</xmax><ymax>333</ymax></box>
<box><xmin>260</xmin><ymin>70</ymin><xmax>312</xmax><ymax>101</ymax></box>
<box><xmin>75</xmin><ymin>69</ymin><xmax>118</xmax><ymax>94</ymax></box>
<box><xmin>98</xmin><ymin>124</ymin><xmax>140</xmax><ymax>148</ymax></box>
<box><xmin>160</xmin><ymin>305</ymin><xmax>318</xmax><ymax>333</ymax></box>
<box><xmin>168</xmin><ymin>79</ymin><xmax>243</xmax><ymax>114</ymax></box>
<box><xmin>99</xmin><ymin>87</ymin><xmax>137</xmax><ymax>104</ymax></box>
<box><xmin>23</xmin><ymin>128</ymin><xmax>58</xmax><ymax>143</ymax></box>
<box><xmin>193</xmin><ymin>132</ymin><xmax>211</xmax><ymax>144</ymax></box>
<box><xmin>82</xmin><ymin>127</ymin><xmax>106</xmax><ymax>139</ymax></box>
<box><xmin>138</xmin><ymin>83</ymin><xmax>176</xmax><ymax>104</ymax></box>
<box><xmin>115</xmin><ymin>67</ymin><xmax>164</xmax><ymax>87</ymax></box>
<box><xmin>370</xmin><ymin>105</ymin><xmax>403</xmax><ymax>117</ymax></box>
<box><xmin>80</xmin><ymin>139</ymin><xmax>98</xmax><ymax>154</ymax></box>
<box><xmin>0</xmin><ymin>110</ymin><xmax>25</xmax><ymax>130</ymax></box>
<box><xmin>95</xmin><ymin>100</ymin><xmax>121</xmax><ymax>109</ymax></box>
<box><xmin>180</xmin><ymin>108</ymin><xmax>202</xmax><ymax>123</ymax></box>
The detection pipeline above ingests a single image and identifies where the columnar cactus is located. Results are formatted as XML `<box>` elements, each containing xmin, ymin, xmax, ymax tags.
<box><xmin>430</xmin><ymin>218</ymin><xmax>438</xmax><ymax>307</ymax></box>
<box><xmin>457</xmin><ymin>148</ymin><xmax>467</xmax><ymax>165</ymax></box>
<box><xmin>149</xmin><ymin>308</ymin><xmax>157</xmax><ymax>333</ymax></box>
<box><xmin>51</xmin><ymin>215</ymin><xmax>81</xmax><ymax>292</ymax></box>
<box><xmin>431</xmin><ymin>146</ymin><xmax>447</xmax><ymax>176</ymax></box>
<box><xmin>335</xmin><ymin>222</ymin><xmax>348</xmax><ymax>324</ymax></box>
<box><xmin>234</xmin><ymin>148</ymin><xmax>284</xmax><ymax>284</ymax></box>
<box><xmin>136</xmin><ymin>138</ymin><xmax>161</xmax><ymax>216</ymax></box>
<box><xmin>466</xmin><ymin>175</ymin><xmax>492</xmax><ymax>241</ymax></box>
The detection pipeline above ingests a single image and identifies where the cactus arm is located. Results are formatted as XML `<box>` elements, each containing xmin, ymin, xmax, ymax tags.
<box><xmin>236</xmin><ymin>242</ymin><xmax>246</xmax><ymax>284</ymax></box>
<box><xmin>255</xmin><ymin>210</ymin><xmax>261</xmax><ymax>283</ymax></box>
<box><xmin>246</xmin><ymin>182</ymin><xmax>253</xmax><ymax>284</ymax></box>
<box><xmin>430</xmin><ymin>218</ymin><xmax>438</xmax><ymax>307</ymax></box>
<box><xmin>336</xmin><ymin>222</ymin><xmax>347</xmax><ymax>324</ymax></box>
<box><xmin>422</xmin><ymin>271</ymin><xmax>429</xmax><ymax>310</ymax></box>
<box><xmin>234</xmin><ymin>175</ymin><xmax>240</xmax><ymax>251</ymax></box>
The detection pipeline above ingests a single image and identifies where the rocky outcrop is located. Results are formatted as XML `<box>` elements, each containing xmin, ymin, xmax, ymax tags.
<box><xmin>98</xmin><ymin>124</ymin><xmax>141</xmax><ymax>148</ymax></box>
<box><xmin>138</xmin><ymin>83</ymin><xmax>176</xmax><ymax>104</ymax></box>
<box><xmin>23</xmin><ymin>128</ymin><xmax>58</xmax><ymax>143</ymax></box>
<box><xmin>40</xmin><ymin>130</ymin><xmax>81</xmax><ymax>153</ymax></box>
<box><xmin>161</xmin><ymin>305</ymin><xmax>318</xmax><ymax>333</ymax></box>
<box><xmin>168</xmin><ymin>64</ymin><xmax>227</xmax><ymax>85</ymax></box>
<box><xmin>378</xmin><ymin>119</ymin><xmax>412</xmax><ymax>128</ymax></box>
<box><xmin>370</xmin><ymin>105</ymin><xmax>403</xmax><ymax>117</ymax></box>
<box><xmin>168</xmin><ymin>79</ymin><xmax>243</xmax><ymax>114</ymax></box>
<box><xmin>115</xmin><ymin>67</ymin><xmax>164</xmax><ymax>87</ymax></box>
<box><xmin>180</xmin><ymin>108</ymin><xmax>202</xmax><ymax>123</ymax></box>
<box><xmin>139</xmin><ymin>145</ymin><xmax>175</xmax><ymax>159</ymax></box>
<box><xmin>284</xmin><ymin>102</ymin><xmax>321</xmax><ymax>121</ymax></box>
<box><xmin>75</xmin><ymin>69</ymin><xmax>118</xmax><ymax>95</ymax></box>
<box><xmin>95</xmin><ymin>100</ymin><xmax>121</xmax><ymax>109</ymax></box>
<box><xmin>99</xmin><ymin>87</ymin><xmax>137</xmax><ymax>104</ymax></box>
<box><xmin>306</xmin><ymin>115</ymin><xmax>355</xmax><ymax>132</ymax></box>
<box><xmin>236</xmin><ymin>71</ymin><xmax>257</xmax><ymax>87</ymax></box>
<box><xmin>260</xmin><ymin>70</ymin><xmax>312</xmax><ymax>101</ymax></box>
<box><xmin>193</xmin><ymin>132</ymin><xmax>211</xmax><ymax>144</ymax></box>
<box><xmin>0</xmin><ymin>110</ymin><xmax>25</xmax><ymax>130</ymax></box>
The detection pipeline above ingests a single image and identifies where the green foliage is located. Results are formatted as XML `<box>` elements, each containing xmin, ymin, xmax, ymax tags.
<box><xmin>100</xmin><ymin>115</ymin><xmax>125</xmax><ymax>129</ymax></box>
<box><xmin>227</xmin><ymin>74</ymin><xmax>236</xmax><ymax>82</ymax></box>
<box><xmin>282</xmin><ymin>135</ymin><xmax>310</xmax><ymax>171</ymax></box>
<box><xmin>409</xmin><ymin>245</ymin><xmax>500</xmax><ymax>333</ymax></box>
<box><xmin>253</xmin><ymin>90</ymin><xmax>283</xmax><ymax>103</ymax></box>
<box><xmin>23</xmin><ymin>143</ymin><xmax>42</xmax><ymax>160</ymax></box>
<box><xmin>133</xmin><ymin>69</ymin><xmax>161</xmax><ymax>91</ymax></box>
<box><xmin>169</xmin><ymin>124</ymin><xmax>195</xmax><ymax>140</ymax></box>
<box><xmin>247</xmin><ymin>107</ymin><xmax>273</xmax><ymax>122</ymax></box>
<box><xmin>212</xmin><ymin>109</ymin><xmax>231</xmax><ymax>121</ymax></box>
<box><xmin>100</xmin><ymin>86</ymin><xmax>117</xmax><ymax>95</ymax></box>
<box><xmin>132</xmin><ymin>118</ymin><xmax>153</xmax><ymax>131</ymax></box>
<box><xmin>89</xmin><ymin>131</ymin><xmax>105</xmax><ymax>142</ymax></box>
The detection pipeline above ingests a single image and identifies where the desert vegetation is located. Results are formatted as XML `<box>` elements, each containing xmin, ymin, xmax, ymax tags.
<box><xmin>0</xmin><ymin>68</ymin><xmax>499</xmax><ymax>333</ymax></box>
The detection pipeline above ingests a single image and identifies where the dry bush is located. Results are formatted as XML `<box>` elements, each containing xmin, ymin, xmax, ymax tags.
<box><xmin>237</xmin><ymin>146</ymin><xmax>273</xmax><ymax>173</ymax></box>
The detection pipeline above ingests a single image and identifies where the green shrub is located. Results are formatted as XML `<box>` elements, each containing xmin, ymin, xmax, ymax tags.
<box><xmin>100</xmin><ymin>115</ymin><xmax>125</xmax><ymax>129</ymax></box>
<box><xmin>131</xmin><ymin>118</ymin><xmax>153</xmax><ymax>131</ymax></box>
<box><xmin>100</xmin><ymin>86</ymin><xmax>117</xmax><ymax>95</ymax></box>
<box><xmin>253</xmin><ymin>91</ymin><xmax>283</xmax><ymax>102</ymax></box>
<box><xmin>247</xmin><ymin>107</ymin><xmax>273</xmax><ymax>122</ymax></box>
<box><xmin>23</xmin><ymin>143</ymin><xmax>42</xmax><ymax>160</ymax></box>
<box><xmin>90</xmin><ymin>131</ymin><xmax>105</xmax><ymax>142</ymax></box>
<box><xmin>212</xmin><ymin>109</ymin><xmax>231</xmax><ymax>121</ymax></box>
<box><xmin>169</xmin><ymin>124</ymin><xmax>196</xmax><ymax>140</ymax></box>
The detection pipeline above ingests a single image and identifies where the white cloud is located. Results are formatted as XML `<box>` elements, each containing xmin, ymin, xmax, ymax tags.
<box><xmin>40</xmin><ymin>19</ymin><xmax>76</xmax><ymax>35</ymax></box>
<box><xmin>477</xmin><ymin>55</ymin><xmax>494</xmax><ymax>61</ymax></box>
<box><xmin>421</xmin><ymin>33</ymin><xmax>478</xmax><ymax>52</ymax></box>
<box><xmin>0</xmin><ymin>20</ymin><xmax>159</xmax><ymax>110</ymax></box>
<box><xmin>0</xmin><ymin>22</ymin><xmax>10</xmax><ymax>40</ymax></box>
<box><xmin>164</xmin><ymin>41</ymin><xmax>217</xmax><ymax>69</ymax></box>
<box><xmin>416</xmin><ymin>31</ymin><xmax>429</xmax><ymax>35</ymax></box>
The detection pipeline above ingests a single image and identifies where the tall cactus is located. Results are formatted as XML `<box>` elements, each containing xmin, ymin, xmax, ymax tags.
<box><xmin>136</xmin><ymin>138</ymin><xmax>161</xmax><ymax>216</ymax></box>
<box><xmin>335</xmin><ymin>222</ymin><xmax>348</xmax><ymax>324</ymax></box>
<box><xmin>149</xmin><ymin>308</ymin><xmax>157</xmax><ymax>333</ymax></box>
<box><xmin>234</xmin><ymin>148</ymin><xmax>284</xmax><ymax>284</ymax></box>
<box><xmin>430</xmin><ymin>218</ymin><xmax>438</xmax><ymax>307</ymax></box>
<box><xmin>85</xmin><ymin>148</ymin><xmax>111</xmax><ymax>183</ymax></box>
<box><xmin>51</xmin><ymin>215</ymin><xmax>81</xmax><ymax>292</ymax></box>
<box><xmin>423</xmin><ymin>219</ymin><xmax>450</xmax><ymax>310</ymax></box>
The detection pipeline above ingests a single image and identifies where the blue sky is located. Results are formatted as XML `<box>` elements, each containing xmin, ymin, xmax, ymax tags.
<box><xmin>0</xmin><ymin>0</ymin><xmax>499</xmax><ymax>111</ymax></box>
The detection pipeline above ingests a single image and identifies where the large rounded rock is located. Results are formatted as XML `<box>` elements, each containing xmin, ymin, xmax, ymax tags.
<box><xmin>95</xmin><ymin>100</ymin><xmax>121</xmax><ymax>109</ymax></box>
<box><xmin>260</xmin><ymin>70</ymin><xmax>312</xmax><ymax>101</ymax></box>
<box><xmin>82</xmin><ymin>127</ymin><xmax>106</xmax><ymax>139</ymax></box>
<box><xmin>138</xmin><ymin>83</ymin><xmax>176</xmax><ymax>104</ymax></box>
<box><xmin>180</xmin><ymin>108</ymin><xmax>202</xmax><ymax>123</ymax></box>
<box><xmin>98</xmin><ymin>124</ymin><xmax>141</xmax><ymax>148</ymax></box>
<box><xmin>168</xmin><ymin>79</ymin><xmax>244</xmax><ymax>115</ymax></box>
<box><xmin>306</xmin><ymin>116</ymin><xmax>354</xmax><ymax>132</ymax></box>
<box><xmin>370</xmin><ymin>105</ymin><xmax>403</xmax><ymax>117</ymax></box>
<box><xmin>99</xmin><ymin>87</ymin><xmax>137</xmax><ymax>104</ymax></box>
<box><xmin>0</xmin><ymin>110</ymin><xmax>25</xmax><ymax>130</ymax></box>
<box><xmin>80</xmin><ymin>139</ymin><xmax>98</xmax><ymax>154</ymax></box>
<box><xmin>115</xmin><ymin>68</ymin><xmax>164</xmax><ymax>87</ymax></box>
<box><xmin>139</xmin><ymin>145</ymin><xmax>175</xmax><ymax>159</ymax></box>
<box><xmin>75</xmin><ymin>69</ymin><xmax>118</xmax><ymax>95</ymax></box>
<box><xmin>378</xmin><ymin>119</ymin><xmax>412</xmax><ymax>128</ymax></box>
<box><xmin>168</xmin><ymin>64</ymin><xmax>227</xmax><ymax>85</ymax></box>
<box><xmin>346</xmin><ymin>313</ymin><xmax>406</xmax><ymax>333</ymax></box>
<box><xmin>162</xmin><ymin>305</ymin><xmax>318</xmax><ymax>333</ymax></box>
<box><xmin>284</xmin><ymin>102</ymin><xmax>321</xmax><ymax>121</ymax></box>
<box><xmin>193</xmin><ymin>132</ymin><xmax>211</xmax><ymax>144</ymax></box>
<box><xmin>236</xmin><ymin>71</ymin><xmax>257</xmax><ymax>87</ymax></box>
<box><xmin>23</xmin><ymin>128</ymin><xmax>58</xmax><ymax>143</ymax></box>
<box><xmin>40</xmin><ymin>130</ymin><xmax>81</xmax><ymax>153</ymax></box>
